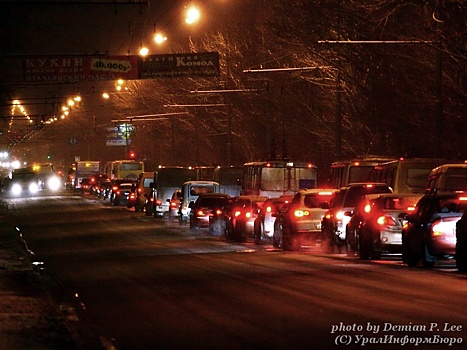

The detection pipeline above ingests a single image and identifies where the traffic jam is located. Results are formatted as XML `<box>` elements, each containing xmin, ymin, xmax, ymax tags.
<box><xmin>41</xmin><ymin>157</ymin><xmax>467</xmax><ymax>273</ymax></box>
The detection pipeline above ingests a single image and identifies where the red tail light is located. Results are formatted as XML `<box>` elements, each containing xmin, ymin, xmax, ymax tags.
<box><xmin>430</xmin><ymin>218</ymin><xmax>457</xmax><ymax>237</ymax></box>
<box><xmin>376</xmin><ymin>216</ymin><xmax>397</xmax><ymax>226</ymax></box>
<box><xmin>155</xmin><ymin>199</ymin><xmax>162</xmax><ymax>206</ymax></box>
<box><xmin>266</xmin><ymin>206</ymin><xmax>272</xmax><ymax>213</ymax></box>
<box><xmin>170</xmin><ymin>201</ymin><xmax>177</xmax><ymax>208</ymax></box>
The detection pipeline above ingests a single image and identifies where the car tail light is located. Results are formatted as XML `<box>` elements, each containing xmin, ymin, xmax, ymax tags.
<box><xmin>138</xmin><ymin>188</ymin><xmax>142</xmax><ymax>193</ymax></box>
<box><xmin>234</xmin><ymin>210</ymin><xmax>241</xmax><ymax>217</ymax></box>
<box><xmin>266</xmin><ymin>206</ymin><xmax>272</xmax><ymax>213</ymax></box>
<box><xmin>376</xmin><ymin>215</ymin><xmax>397</xmax><ymax>226</ymax></box>
<box><xmin>431</xmin><ymin>218</ymin><xmax>456</xmax><ymax>238</ymax></box>
<box><xmin>335</xmin><ymin>211</ymin><xmax>344</xmax><ymax>220</ymax></box>
<box><xmin>155</xmin><ymin>199</ymin><xmax>162</xmax><ymax>206</ymax></box>
<box><xmin>197</xmin><ymin>210</ymin><xmax>205</xmax><ymax>216</ymax></box>
<box><xmin>364</xmin><ymin>204</ymin><xmax>371</xmax><ymax>213</ymax></box>
<box><xmin>129</xmin><ymin>193</ymin><xmax>136</xmax><ymax>200</ymax></box>
<box><xmin>170</xmin><ymin>201</ymin><xmax>177</xmax><ymax>208</ymax></box>
<box><xmin>294</xmin><ymin>210</ymin><xmax>310</xmax><ymax>217</ymax></box>
<box><xmin>112</xmin><ymin>186</ymin><xmax>118</xmax><ymax>191</ymax></box>
<box><xmin>245</xmin><ymin>212</ymin><xmax>252</xmax><ymax>218</ymax></box>
<box><xmin>215</xmin><ymin>209</ymin><xmax>223</xmax><ymax>215</ymax></box>
<box><xmin>149</xmin><ymin>197</ymin><xmax>154</xmax><ymax>203</ymax></box>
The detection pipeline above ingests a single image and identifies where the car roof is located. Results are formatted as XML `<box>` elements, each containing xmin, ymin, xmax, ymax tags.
<box><xmin>197</xmin><ymin>193</ymin><xmax>231</xmax><ymax>198</ymax></box>
<box><xmin>297</xmin><ymin>188</ymin><xmax>339</xmax><ymax>194</ymax></box>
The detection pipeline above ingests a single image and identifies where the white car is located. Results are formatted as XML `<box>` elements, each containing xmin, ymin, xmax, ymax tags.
<box><xmin>281</xmin><ymin>189</ymin><xmax>339</xmax><ymax>251</ymax></box>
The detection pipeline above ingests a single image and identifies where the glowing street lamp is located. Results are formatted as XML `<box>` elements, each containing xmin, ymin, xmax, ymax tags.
<box><xmin>185</xmin><ymin>5</ymin><xmax>200</xmax><ymax>24</ymax></box>
<box><xmin>154</xmin><ymin>33</ymin><xmax>167</xmax><ymax>45</ymax></box>
<box><xmin>139</xmin><ymin>46</ymin><xmax>149</xmax><ymax>56</ymax></box>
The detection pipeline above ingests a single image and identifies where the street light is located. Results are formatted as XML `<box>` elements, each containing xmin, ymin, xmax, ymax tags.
<box><xmin>185</xmin><ymin>5</ymin><xmax>200</xmax><ymax>24</ymax></box>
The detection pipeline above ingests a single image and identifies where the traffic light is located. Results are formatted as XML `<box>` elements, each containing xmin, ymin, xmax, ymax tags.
<box><xmin>129</xmin><ymin>150</ymin><xmax>136</xmax><ymax>159</ymax></box>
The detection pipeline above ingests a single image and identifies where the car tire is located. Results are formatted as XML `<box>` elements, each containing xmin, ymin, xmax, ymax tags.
<box><xmin>422</xmin><ymin>245</ymin><xmax>435</xmax><ymax>268</ymax></box>
<box><xmin>346</xmin><ymin>227</ymin><xmax>359</xmax><ymax>257</ymax></box>
<box><xmin>254</xmin><ymin>222</ymin><xmax>265</xmax><ymax>245</ymax></box>
<box><xmin>406</xmin><ymin>236</ymin><xmax>422</xmax><ymax>267</ymax></box>
<box><xmin>359</xmin><ymin>229</ymin><xmax>370</xmax><ymax>260</ymax></box>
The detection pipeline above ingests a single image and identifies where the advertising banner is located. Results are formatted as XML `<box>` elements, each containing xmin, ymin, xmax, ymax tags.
<box><xmin>138</xmin><ymin>52</ymin><xmax>220</xmax><ymax>78</ymax></box>
<box><xmin>23</xmin><ymin>55</ymin><xmax>138</xmax><ymax>83</ymax></box>
<box><xmin>106</xmin><ymin>125</ymin><xmax>133</xmax><ymax>146</ymax></box>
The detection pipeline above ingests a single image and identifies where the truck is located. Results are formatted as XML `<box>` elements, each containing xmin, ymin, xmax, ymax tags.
<box><xmin>75</xmin><ymin>161</ymin><xmax>100</xmax><ymax>190</ymax></box>
<box><xmin>106</xmin><ymin>160</ymin><xmax>144</xmax><ymax>180</ymax></box>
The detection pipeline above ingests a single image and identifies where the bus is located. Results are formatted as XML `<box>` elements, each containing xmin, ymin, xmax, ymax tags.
<box><xmin>369</xmin><ymin>158</ymin><xmax>451</xmax><ymax>194</ymax></box>
<box><xmin>242</xmin><ymin>160</ymin><xmax>317</xmax><ymax>198</ymax></box>
<box><xmin>106</xmin><ymin>160</ymin><xmax>144</xmax><ymax>180</ymax></box>
<box><xmin>328</xmin><ymin>156</ymin><xmax>396</xmax><ymax>189</ymax></box>
<box><xmin>152</xmin><ymin>166</ymin><xmax>198</xmax><ymax>218</ymax></box>
<box><xmin>213</xmin><ymin>165</ymin><xmax>243</xmax><ymax>197</ymax></box>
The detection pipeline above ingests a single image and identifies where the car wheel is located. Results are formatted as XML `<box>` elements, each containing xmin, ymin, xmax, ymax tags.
<box><xmin>406</xmin><ymin>235</ymin><xmax>422</xmax><ymax>267</ymax></box>
<box><xmin>254</xmin><ymin>222</ymin><xmax>264</xmax><ymax>245</ymax></box>
<box><xmin>359</xmin><ymin>233</ymin><xmax>371</xmax><ymax>260</ymax></box>
<box><xmin>346</xmin><ymin>227</ymin><xmax>358</xmax><ymax>257</ymax></box>
<box><xmin>422</xmin><ymin>245</ymin><xmax>435</xmax><ymax>268</ymax></box>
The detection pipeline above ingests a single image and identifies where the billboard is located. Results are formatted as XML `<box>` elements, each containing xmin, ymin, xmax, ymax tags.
<box><xmin>23</xmin><ymin>55</ymin><xmax>138</xmax><ymax>83</ymax></box>
<box><xmin>106</xmin><ymin>125</ymin><xmax>133</xmax><ymax>146</ymax></box>
<box><xmin>138</xmin><ymin>52</ymin><xmax>220</xmax><ymax>78</ymax></box>
<box><xmin>23</xmin><ymin>53</ymin><xmax>219</xmax><ymax>82</ymax></box>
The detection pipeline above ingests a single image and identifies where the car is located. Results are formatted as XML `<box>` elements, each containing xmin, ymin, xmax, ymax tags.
<box><xmin>133</xmin><ymin>172</ymin><xmax>155</xmax><ymax>213</ymax></box>
<box><xmin>402</xmin><ymin>193</ymin><xmax>467</xmax><ymax>267</ymax></box>
<box><xmin>168</xmin><ymin>190</ymin><xmax>182</xmax><ymax>223</ymax></box>
<box><xmin>456</xmin><ymin>212</ymin><xmax>467</xmax><ymax>272</ymax></box>
<box><xmin>253</xmin><ymin>195</ymin><xmax>293</xmax><ymax>245</ymax></box>
<box><xmin>280</xmin><ymin>189</ymin><xmax>338</xmax><ymax>251</ymax></box>
<box><xmin>272</xmin><ymin>201</ymin><xmax>292</xmax><ymax>249</ymax></box>
<box><xmin>226</xmin><ymin>195</ymin><xmax>268</xmax><ymax>242</ymax></box>
<box><xmin>189</xmin><ymin>193</ymin><xmax>231</xmax><ymax>230</ymax></box>
<box><xmin>346</xmin><ymin>193</ymin><xmax>422</xmax><ymax>259</ymax></box>
<box><xmin>96</xmin><ymin>179</ymin><xmax>111</xmax><ymax>199</ymax></box>
<box><xmin>112</xmin><ymin>181</ymin><xmax>136</xmax><ymax>206</ymax></box>
<box><xmin>80</xmin><ymin>177</ymin><xmax>93</xmax><ymax>194</ymax></box>
<box><xmin>8</xmin><ymin>168</ymin><xmax>40</xmax><ymax>197</ymax></box>
<box><xmin>321</xmin><ymin>183</ymin><xmax>393</xmax><ymax>253</ymax></box>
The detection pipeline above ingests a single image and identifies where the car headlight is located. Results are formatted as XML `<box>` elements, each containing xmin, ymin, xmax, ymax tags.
<box><xmin>29</xmin><ymin>182</ymin><xmax>39</xmax><ymax>194</ymax></box>
<box><xmin>11</xmin><ymin>183</ymin><xmax>22</xmax><ymax>196</ymax></box>
<box><xmin>47</xmin><ymin>176</ymin><xmax>62</xmax><ymax>191</ymax></box>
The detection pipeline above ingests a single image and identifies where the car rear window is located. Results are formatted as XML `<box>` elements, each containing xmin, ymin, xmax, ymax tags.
<box><xmin>344</xmin><ymin>185</ymin><xmax>392</xmax><ymax>207</ymax></box>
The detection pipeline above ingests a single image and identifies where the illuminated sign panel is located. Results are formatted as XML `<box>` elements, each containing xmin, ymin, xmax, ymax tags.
<box><xmin>138</xmin><ymin>52</ymin><xmax>220</xmax><ymax>78</ymax></box>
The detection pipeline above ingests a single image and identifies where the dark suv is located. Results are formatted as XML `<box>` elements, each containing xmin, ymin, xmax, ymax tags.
<box><xmin>189</xmin><ymin>193</ymin><xmax>231</xmax><ymax>229</ymax></box>
<box><xmin>402</xmin><ymin>193</ymin><xmax>467</xmax><ymax>267</ymax></box>
<box><xmin>321</xmin><ymin>183</ymin><xmax>393</xmax><ymax>253</ymax></box>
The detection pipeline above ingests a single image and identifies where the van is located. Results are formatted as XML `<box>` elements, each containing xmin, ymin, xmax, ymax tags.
<box><xmin>179</xmin><ymin>180</ymin><xmax>220</xmax><ymax>223</ymax></box>
<box><xmin>426</xmin><ymin>163</ymin><xmax>467</xmax><ymax>194</ymax></box>
<box><xmin>134</xmin><ymin>171</ymin><xmax>155</xmax><ymax>213</ymax></box>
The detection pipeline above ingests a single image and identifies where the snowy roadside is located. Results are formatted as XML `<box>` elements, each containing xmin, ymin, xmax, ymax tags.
<box><xmin>0</xmin><ymin>201</ymin><xmax>81</xmax><ymax>350</ymax></box>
